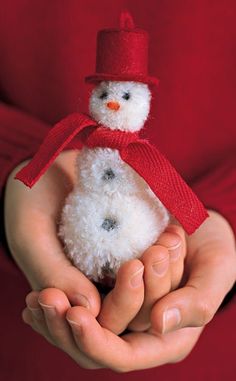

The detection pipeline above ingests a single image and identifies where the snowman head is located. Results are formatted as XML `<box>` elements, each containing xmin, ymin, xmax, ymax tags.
<box><xmin>89</xmin><ymin>81</ymin><xmax>151</xmax><ymax>132</ymax></box>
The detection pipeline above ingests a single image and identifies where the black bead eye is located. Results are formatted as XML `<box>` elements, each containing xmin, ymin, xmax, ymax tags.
<box><xmin>99</xmin><ymin>91</ymin><xmax>108</xmax><ymax>100</ymax></box>
<box><xmin>122</xmin><ymin>91</ymin><xmax>130</xmax><ymax>100</ymax></box>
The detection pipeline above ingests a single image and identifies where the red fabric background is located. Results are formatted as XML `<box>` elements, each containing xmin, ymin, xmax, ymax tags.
<box><xmin>0</xmin><ymin>1</ymin><xmax>235</xmax><ymax>380</ymax></box>
<box><xmin>0</xmin><ymin>253</ymin><xmax>235</xmax><ymax>381</ymax></box>
<box><xmin>1</xmin><ymin>0</ymin><xmax>235</xmax><ymax>177</ymax></box>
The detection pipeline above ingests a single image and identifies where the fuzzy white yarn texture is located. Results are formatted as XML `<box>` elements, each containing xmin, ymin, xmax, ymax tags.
<box><xmin>59</xmin><ymin>148</ymin><xmax>169</xmax><ymax>281</ymax></box>
<box><xmin>59</xmin><ymin>80</ymin><xmax>169</xmax><ymax>281</ymax></box>
<box><xmin>89</xmin><ymin>81</ymin><xmax>151</xmax><ymax>132</ymax></box>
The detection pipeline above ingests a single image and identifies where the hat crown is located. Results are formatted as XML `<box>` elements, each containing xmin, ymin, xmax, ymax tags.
<box><xmin>85</xmin><ymin>12</ymin><xmax>159</xmax><ymax>86</ymax></box>
<box><xmin>96</xmin><ymin>12</ymin><xmax>148</xmax><ymax>77</ymax></box>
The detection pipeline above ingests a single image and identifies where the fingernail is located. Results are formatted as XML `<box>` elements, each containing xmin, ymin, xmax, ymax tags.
<box><xmin>73</xmin><ymin>294</ymin><xmax>90</xmax><ymax>309</ymax></box>
<box><xmin>38</xmin><ymin>302</ymin><xmax>56</xmax><ymax>317</ymax></box>
<box><xmin>152</xmin><ymin>259</ymin><xmax>169</xmax><ymax>276</ymax></box>
<box><xmin>162</xmin><ymin>308</ymin><xmax>181</xmax><ymax>333</ymax></box>
<box><xmin>168</xmin><ymin>240</ymin><xmax>181</xmax><ymax>261</ymax></box>
<box><xmin>66</xmin><ymin>318</ymin><xmax>82</xmax><ymax>333</ymax></box>
<box><xmin>28</xmin><ymin>307</ymin><xmax>43</xmax><ymax>320</ymax></box>
<box><xmin>130</xmin><ymin>266</ymin><xmax>144</xmax><ymax>287</ymax></box>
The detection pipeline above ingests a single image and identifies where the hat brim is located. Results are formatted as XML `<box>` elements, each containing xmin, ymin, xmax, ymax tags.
<box><xmin>85</xmin><ymin>73</ymin><xmax>159</xmax><ymax>86</ymax></box>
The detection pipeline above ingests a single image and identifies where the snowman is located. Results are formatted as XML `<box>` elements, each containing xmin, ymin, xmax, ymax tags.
<box><xmin>16</xmin><ymin>12</ymin><xmax>207</xmax><ymax>283</ymax></box>
<box><xmin>59</xmin><ymin>80</ymin><xmax>169</xmax><ymax>281</ymax></box>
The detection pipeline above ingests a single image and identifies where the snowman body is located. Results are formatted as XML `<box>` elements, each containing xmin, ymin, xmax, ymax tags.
<box><xmin>59</xmin><ymin>81</ymin><xmax>170</xmax><ymax>281</ymax></box>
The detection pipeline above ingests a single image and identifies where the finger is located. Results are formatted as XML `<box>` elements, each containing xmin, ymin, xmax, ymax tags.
<box><xmin>52</xmin><ymin>264</ymin><xmax>101</xmax><ymax>316</ymax></box>
<box><xmin>38</xmin><ymin>288</ymin><xmax>101</xmax><ymax>369</ymax></box>
<box><xmin>35</xmin><ymin>220</ymin><xmax>101</xmax><ymax>314</ymax></box>
<box><xmin>22</xmin><ymin>308</ymin><xmax>34</xmax><ymax>325</ymax></box>
<box><xmin>128</xmin><ymin>246</ymin><xmax>170</xmax><ymax>331</ymax></box>
<box><xmin>130</xmin><ymin>226</ymin><xmax>186</xmax><ymax>331</ymax></box>
<box><xmin>6</xmin><ymin>158</ymin><xmax>101</xmax><ymax>316</ymax></box>
<box><xmin>97</xmin><ymin>260</ymin><xmax>144</xmax><ymax>334</ymax></box>
<box><xmin>25</xmin><ymin>291</ymin><xmax>54</xmax><ymax>343</ymax></box>
<box><xmin>158</xmin><ymin>225</ymin><xmax>186</xmax><ymax>289</ymax></box>
<box><xmin>26</xmin><ymin>290</ymin><xmax>43</xmax><ymax>318</ymax></box>
<box><xmin>25</xmin><ymin>291</ymin><xmax>48</xmax><ymax>329</ymax></box>
<box><xmin>151</xmin><ymin>214</ymin><xmax>236</xmax><ymax>334</ymax></box>
<box><xmin>157</xmin><ymin>224</ymin><xmax>184</xmax><ymax>249</ymax></box>
<box><xmin>38</xmin><ymin>288</ymin><xmax>79</xmax><ymax>348</ymax></box>
<box><xmin>66</xmin><ymin>306</ymin><xmax>203</xmax><ymax>372</ymax></box>
<box><xmin>123</xmin><ymin>326</ymin><xmax>203</xmax><ymax>368</ymax></box>
<box><xmin>23</xmin><ymin>220</ymin><xmax>101</xmax><ymax>315</ymax></box>
<box><xmin>151</xmin><ymin>281</ymin><xmax>220</xmax><ymax>335</ymax></box>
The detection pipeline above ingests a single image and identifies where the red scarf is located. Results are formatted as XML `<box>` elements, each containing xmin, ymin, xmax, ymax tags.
<box><xmin>16</xmin><ymin>112</ymin><xmax>208</xmax><ymax>234</ymax></box>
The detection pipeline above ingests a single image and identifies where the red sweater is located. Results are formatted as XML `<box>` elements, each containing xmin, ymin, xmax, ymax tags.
<box><xmin>0</xmin><ymin>0</ymin><xmax>235</xmax><ymax>233</ymax></box>
<box><xmin>0</xmin><ymin>1</ymin><xmax>235</xmax><ymax>380</ymax></box>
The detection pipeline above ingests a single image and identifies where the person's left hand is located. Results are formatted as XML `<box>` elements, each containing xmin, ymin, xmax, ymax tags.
<box><xmin>24</xmin><ymin>287</ymin><xmax>203</xmax><ymax>371</ymax></box>
<box><xmin>97</xmin><ymin>224</ymin><xmax>186</xmax><ymax>334</ymax></box>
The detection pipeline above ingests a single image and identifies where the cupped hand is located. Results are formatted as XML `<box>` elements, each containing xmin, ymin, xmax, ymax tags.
<box><xmin>98</xmin><ymin>224</ymin><xmax>186</xmax><ymax>333</ymax></box>
<box><xmin>5</xmin><ymin>149</ymin><xmax>186</xmax><ymax>333</ymax></box>
<box><xmin>4</xmin><ymin>151</ymin><xmax>101</xmax><ymax>316</ymax></box>
<box><xmin>22</xmin><ymin>211</ymin><xmax>235</xmax><ymax>371</ymax></box>
<box><xmin>150</xmin><ymin>211</ymin><xmax>236</xmax><ymax>334</ymax></box>
<box><xmin>23</xmin><ymin>287</ymin><xmax>202</xmax><ymax>371</ymax></box>
<box><xmin>22</xmin><ymin>224</ymin><xmax>188</xmax><ymax>370</ymax></box>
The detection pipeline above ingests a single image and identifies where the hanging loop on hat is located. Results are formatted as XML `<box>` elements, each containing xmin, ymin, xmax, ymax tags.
<box><xmin>120</xmin><ymin>11</ymin><xmax>135</xmax><ymax>30</ymax></box>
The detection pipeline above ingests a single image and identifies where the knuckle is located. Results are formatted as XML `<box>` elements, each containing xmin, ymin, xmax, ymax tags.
<box><xmin>170</xmin><ymin>348</ymin><xmax>191</xmax><ymax>364</ymax></box>
<box><xmin>78</xmin><ymin>363</ymin><xmax>101</xmax><ymax>370</ymax></box>
<box><xmin>197</xmin><ymin>299</ymin><xmax>215</xmax><ymax>325</ymax></box>
<box><xmin>111</xmin><ymin>352</ymin><xmax>136</xmax><ymax>373</ymax></box>
<box><xmin>146</xmin><ymin>246</ymin><xmax>169</xmax><ymax>265</ymax></box>
<box><xmin>150</xmin><ymin>244</ymin><xmax>169</xmax><ymax>257</ymax></box>
<box><xmin>111</xmin><ymin>289</ymin><xmax>143</xmax><ymax>313</ymax></box>
<box><xmin>140</xmin><ymin>246</ymin><xmax>159</xmax><ymax>263</ymax></box>
<box><xmin>5</xmin><ymin>232</ymin><xmax>22</xmax><ymax>256</ymax></box>
<box><xmin>45</xmin><ymin>335</ymin><xmax>58</xmax><ymax>347</ymax></box>
<box><xmin>187</xmin><ymin>285</ymin><xmax>215</xmax><ymax>326</ymax></box>
<box><xmin>158</xmin><ymin>231</ymin><xmax>183</xmax><ymax>253</ymax></box>
<box><xmin>171</xmin><ymin>276</ymin><xmax>183</xmax><ymax>291</ymax></box>
<box><xmin>49</xmin><ymin>332</ymin><xmax>67</xmax><ymax>349</ymax></box>
<box><xmin>128</xmin><ymin>319</ymin><xmax>150</xmax><ymax>332</ymax></box>
<box><xmin>112</xmin><ymin>364</ymin><xmax>132</xmax><ymax>373</ymax></box>
<box><xmin>166</xmin><ymin>224</ymin><xmax>185</xmax><ymax>237</ymax></box>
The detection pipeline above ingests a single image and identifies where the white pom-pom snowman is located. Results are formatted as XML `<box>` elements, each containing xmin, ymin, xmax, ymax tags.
<box><xmin>59</xmin><ymin>80</ymin><xmax>169</xmax><ymax>281</ymax></box>
<box><xmin>16</xmin><ymin>12</ymin><xmax>207</xmax><ymax>284</ymax></box>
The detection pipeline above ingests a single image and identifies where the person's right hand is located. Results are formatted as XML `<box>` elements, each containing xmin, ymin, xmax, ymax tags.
<box><xmin>4</xmin><ymin>151</ymin><xmax>101</xmax><ymax>316</ymax></box>
<box><xmin>5</xmin><ymin>151</ymin><xmax>185</xmax><ymax>323</ymax></box>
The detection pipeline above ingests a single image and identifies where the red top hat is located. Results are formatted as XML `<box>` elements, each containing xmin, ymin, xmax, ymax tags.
<box><xmin>85</xmin><ymin>11</ymin><xmax>159</xmax><ymax>86</ymax></box>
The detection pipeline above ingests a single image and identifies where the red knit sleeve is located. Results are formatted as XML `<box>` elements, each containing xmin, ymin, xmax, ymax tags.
<box><xmin>0</xmin><ymin>103</ymin><xmax>50</xmax><ymax>197</ymax></box>
<box><xmin>192</xmin><ymin>153</ymin><xmax>236</xmax><ymax>235</ymax></box>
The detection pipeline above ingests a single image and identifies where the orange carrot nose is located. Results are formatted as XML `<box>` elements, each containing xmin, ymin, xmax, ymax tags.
<box><xmin>106</xmin><ymin>101</ymin><xmax>120</xmax><ymax>111</ymax></box>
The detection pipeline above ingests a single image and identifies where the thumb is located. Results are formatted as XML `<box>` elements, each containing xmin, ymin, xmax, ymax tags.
<box><xmin>151</xmin><ymin>211</ymin><xmax>236</xmax><ymax>333</ymax></box>
<box><xmin>13</xmin><ymin>214</ymin><xmax>101</xmax><ymax>317</ymax></box>
<box><xmin>50</xmin><ymin>262</ymin><xmax>101</xmax><ymax>317</ymax></box>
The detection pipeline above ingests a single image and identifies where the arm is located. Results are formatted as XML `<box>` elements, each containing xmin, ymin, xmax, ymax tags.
<box><xmin>192</xmin><ymin>153</ymin><xmax>236</xmax><ymax>234</ymax></box>
<box><xmin>0</xmin><ymin>103</ymin><xmax>50</xmax><ymax>243</ymax></box>
<box><xmin>0</xmin><ymin>102</ymin><xmax>50</xmax><ymax>198</ymax></box>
